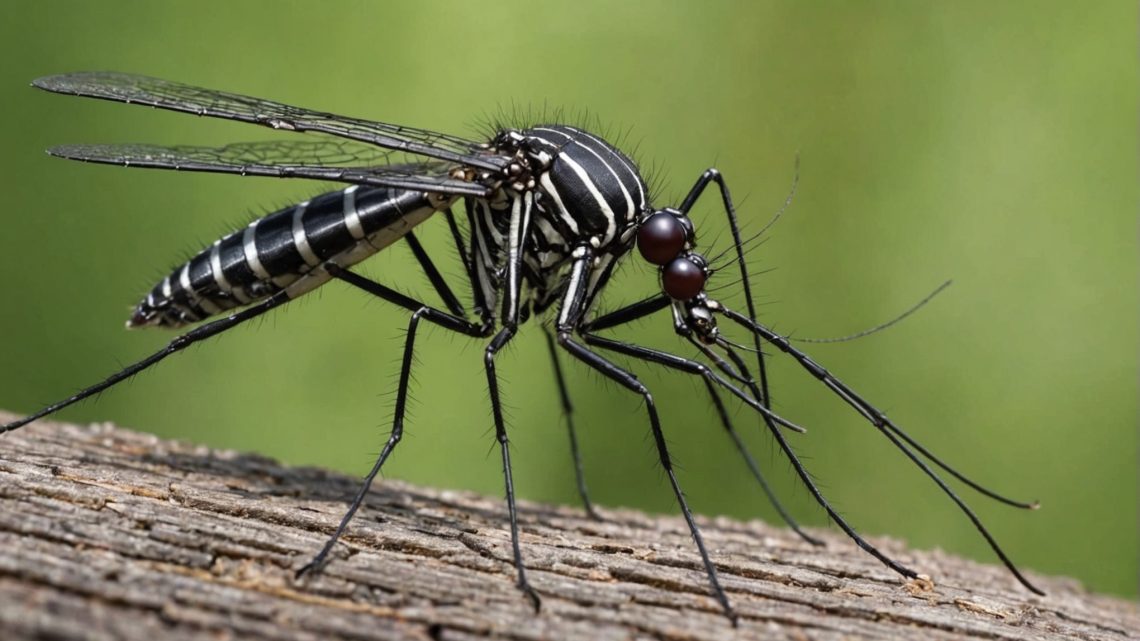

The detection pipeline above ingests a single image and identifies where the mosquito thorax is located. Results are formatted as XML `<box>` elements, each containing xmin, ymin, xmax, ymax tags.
<box><xmin>510</xmin><ymin>125</ymin><xmax>649</xmax><ymax>245</ymax></box>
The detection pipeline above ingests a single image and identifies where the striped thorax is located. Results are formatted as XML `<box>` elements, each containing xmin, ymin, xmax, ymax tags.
<box><xmin>466</xmin><ymin>125</ymin><xmax>650</xmax><ymax>319</ymax></box>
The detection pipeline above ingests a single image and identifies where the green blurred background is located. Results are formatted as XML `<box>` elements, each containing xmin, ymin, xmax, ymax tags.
<box><xmin>0</xmin><ymin>1</ymin><xmax>1134</xmax><ymax>597</ymax></box>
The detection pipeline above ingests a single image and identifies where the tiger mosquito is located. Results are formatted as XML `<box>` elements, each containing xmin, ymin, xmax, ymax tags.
<box><xmin>3</xmin><ymin>72</ymin><xmax>1042</xmax><ymax>623</ymax></box>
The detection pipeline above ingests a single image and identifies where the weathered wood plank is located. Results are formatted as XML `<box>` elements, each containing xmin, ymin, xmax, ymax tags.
<box><xmin>0</xmin><ymin>415</ymin><xmax>1135</xmax><ymax>640</ymax></box>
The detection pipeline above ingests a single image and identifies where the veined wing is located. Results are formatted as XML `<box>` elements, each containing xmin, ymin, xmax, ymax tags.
<box><xmin>48</xmin><ymin>140</ymin><xmax>493</xmax><ymax>197</ymax></box>
<box><xmin>33</xmin><ymin>71</ymin><xmax>510</xmax><ymax>172</ymax></box>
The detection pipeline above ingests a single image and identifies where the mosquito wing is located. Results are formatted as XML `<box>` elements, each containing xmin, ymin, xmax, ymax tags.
<box><xmin>33</xmin><ymin>71</ymin><xmax>510</xmax><ymax>172</ymax></box>
<box><xmin>48</xmin><ymin>140</ymin><xmax>492</xmax><ymax>197</ymax></box>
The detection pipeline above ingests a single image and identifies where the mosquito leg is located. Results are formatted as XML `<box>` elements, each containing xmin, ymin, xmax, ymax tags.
<box><xmin>687</xmin><ymin>337</ymin><xmax>830</xmax><ymax>547</ymax></box>
<box><xmin>706</xmin><ymin>377</ymin><xmax>823</xmax><ymax>547</ymax></box>
<box><xmin>297</xmin><ymin>302</ymin><xmax>481</xmax><ymax>576</ymax></box>
<box><xmin>558</xmin><ymin>332</ymin><xmax>738</xmax><ymax>624</ymax></box>
<box><xmin>325</xmin><ymin>264</ymin><xmax>485</xmax><ymax>335</ymax></box>
<box><xmin>663</xmin><ymin>337</ymin><xmax>922</xmax><ymax>577</ymax></box>
<box><xmin>552</xmin><ymin>249</ymin><xmax>741</xmax><ymax>621</ymax></box>
<box><xmin>474</xmin><ymin>192</ymin><xmax>541</xmax><ymax>610</ymax></box>
<box><xmin>543</xmin><ymin>327</ymin><xmax>602</xmax><ymax>520</ymax></box>
<box><xmin>587</xmin><ymin>295</ymin><xmax>776</xmax><ymax>429</ymax></box>
<box><xmin>688</xmin><ymin>338</ymin><xmax>826</xmax><ymax>546</ymax></box>
<box><xmin>0</xmin><ymin>291</ymin><xmax>292</xmax><ymax>434</ymax></box>
<box><xmin>721</xmin><ymin>306</ymin><xmax>1044</xmax><ymax>594</ymax></box>
<box><xmin>401</xmin><ymin>205</ymin><xmax>485</xmax><ymax>320</ymax></box>
<box><xmin>581</xmin><ymin>293</ymin><xmax>824</xmax><ymax>544</ymax></box>
<box><xmin>678</xmin><ymin>169</ymin><xmax>827</xmax><ymax>549</ymax></box>
<box><xmin>580</xmin><ymin>294</ymin><xmax>671</xmax><ymax>333</ymax></box>
<box><xmin>699</xmin><ymin>337</ymin><xmax>924</xmax><ymax>572</ymax></box>
<box><xmin>762</xmin><ymin>393</ymin><xmax>920</xmax><ymax>579</ymax></box>
<box><xmin>292</xmin><ymin>264</ymin><xmax>488</xmax><ymax>577</ymax></box>
<box><xmin>442</xmin><ymin>207</ymin><xmax>474</xmax><ymax>287</ymax></box>
<box><xmin>688</xmin><ymin>335</ymin><xmax>760</xmax><ymax>393</ymax></box>
<box><xmin>404</xmin><ymin>230</ymin><xmax>465</xmax><ymax>317</ymax></box>
<box><xmin>678</xmin><ymin>169</ymin><xmax>777</xmax><ymax>411</ymax></box>
<box><xmin>481</xmin><ymin>325</ymin><xmax>541</xmax><ymax>611</ymax></box>
<box><xmin>586</xmin><ymin>293</ymin><xmax>770</xmax><ymax>412</ymax></box>
<box><xmin>583</xmin><ymin>333</ymin><xmax>824</xmax><ymax>546</ymax></box>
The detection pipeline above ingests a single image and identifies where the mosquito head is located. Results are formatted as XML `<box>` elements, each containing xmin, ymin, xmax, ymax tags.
<box><xmin>682</xmin><ymin>295</ymin><xmax>720</xmax><ymax>344</ymax></box>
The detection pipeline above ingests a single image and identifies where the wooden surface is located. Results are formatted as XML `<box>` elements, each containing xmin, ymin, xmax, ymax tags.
<box><xmin>0</xmin><ymin>416</ymin><xmax>1135</xmax><ymax>641</ymax></box>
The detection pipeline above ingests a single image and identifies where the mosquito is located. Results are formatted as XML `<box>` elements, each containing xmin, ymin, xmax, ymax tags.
<box><xmin>3</xmin><ymin>72</ymin><xmax>1041</xmax><ymax>623</ymax></box>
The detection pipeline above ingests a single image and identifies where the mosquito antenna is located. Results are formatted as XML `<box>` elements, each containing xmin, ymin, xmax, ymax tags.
<box><xmin>793</xmin><ymin>280</ymin><xmax>953</xmax><ymax>344</ymax></box>
<box><xmin>758</xmin><ymin>152</ymin><xmax>799</xmax><ymax>237</ymax></box>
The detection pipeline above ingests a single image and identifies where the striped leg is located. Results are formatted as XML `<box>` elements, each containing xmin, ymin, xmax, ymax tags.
<box><xmin>298</xmin><ymin>265</ymin><xmax>488</xmax><ymax>577</ymax></box>
<box><xmin>0</xmin><ymin>292</ymin><xmax>291</xmax><ymax>434</ymax></box>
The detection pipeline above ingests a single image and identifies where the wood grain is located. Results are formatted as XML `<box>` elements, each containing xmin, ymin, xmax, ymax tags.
<box><xmin>0</xmin><ymin>415</ymin><xmax>1135</xmax><ymax>640</ymax></box>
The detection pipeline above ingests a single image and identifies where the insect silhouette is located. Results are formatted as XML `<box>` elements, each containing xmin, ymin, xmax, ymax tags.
<box><xmin>3</xmin><ymin>72</ymin><xmax>1041</xmax><ymax>623</ymax></box>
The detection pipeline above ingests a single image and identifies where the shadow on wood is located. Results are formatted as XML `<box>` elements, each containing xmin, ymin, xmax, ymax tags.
<box><xmin>0</xmin><ymin>416</ymin><xmax>1135</xmax><ymax>640</ymax></box>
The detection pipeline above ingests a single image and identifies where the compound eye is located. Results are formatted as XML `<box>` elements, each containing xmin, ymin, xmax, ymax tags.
<box><xmin>662</xmin><ymin>257</ymin><xmax>707</xmax><ymax>300</ymax></box>
<box><xmin>637</xmin><ymin>213</ymin><xmax>687</xmax><ymax>265</ymax></box>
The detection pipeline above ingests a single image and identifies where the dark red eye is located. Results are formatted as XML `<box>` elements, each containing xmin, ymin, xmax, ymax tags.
<box><xmin>662</xmin><ymin>257</ymin><xmax>706</xmax><ymax>300</ymax></box>
<box><xmin>637</xmin><ymin>213</ymin><xmax>687</xmax><ymax>265</ymax></box>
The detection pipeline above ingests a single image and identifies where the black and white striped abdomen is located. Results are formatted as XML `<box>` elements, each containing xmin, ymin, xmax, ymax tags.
<box><xmin>130</xmin><ymin>186</ymin><xmax>442</xmax><ymax>328</ymax></box>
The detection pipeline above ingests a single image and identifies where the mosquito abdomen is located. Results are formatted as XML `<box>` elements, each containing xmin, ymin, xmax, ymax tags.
<box><xmin>130</xmin><ymin>186</ymin><xmax>443</xmax><ymax>328</ymax></box>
